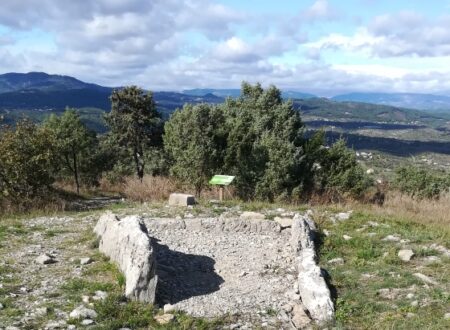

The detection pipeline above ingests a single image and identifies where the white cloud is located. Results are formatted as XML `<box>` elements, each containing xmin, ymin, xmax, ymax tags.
<box><xmin>309</xmin><ymin>12</ymin><xmax>450</xmax><ymax>58</ymax></box>
<box><xmin>302</xmin><ymin>0</ymin><xmax>339</xmax><ymax>22</ymax></box>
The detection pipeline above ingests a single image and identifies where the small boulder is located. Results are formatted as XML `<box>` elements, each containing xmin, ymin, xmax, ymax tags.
<box><xmin>81</xmin><ymin>319</ymin><xmax>95</xmax><ymax>326</ymax></box>
<box><xmin>343</xmin><ymin>235</ymin><xmax>352</xmax><ymax>241</ymax></box>
<box><xmin>444</xmin><ymin>313</ymin><xmax>450</xmax><ymax>320</ymax></box>
<box><xmin>413</xmin><ymin>273</ymin><xmax>438</xmax><ymax>285</ymax></box>
<box><xmin>168</xmin><ymin>193</ymin><xmax>195</xmax><ymax>207</ymax></box>
<box><xmin>422</xmin><ymin>256</ymin><xmax>441</xmax><ymax>264</ymax></box>
<box><xmin>0</xmin><ymin>302</ymin><xmax>3</xmax><ymax>310</ymax></box>
<box><xmin>382</xmin><ymin>235</ymin><xmax>401</xmax><ymax>242</ymax></box>
<box><xmin>398</xmin><ymin>249</ymin><xmax>414</xmax><ymax>262</ymax></box>
<box><xmin>335</xmin><ymin>211</ymin><xmax>352</xmax><ymax>221</ymax></box>
<box><xmin>291</xmin><ymin>304</ymin><xmax>312</xmax><ymax>329</ymax></box>
<box><xmin>69</xmin><ymin>305</ymin><xmax>98</xmax><ymax>319</ymax></box>
<box><xmin>93</xmin><ymin>291</ymin><xmax>108</xmax><ymax>301</ymax></box>
<box><xmin>155</xmin><ymin>314</ymin><xmax>175</xmax><ymax>325</ymax></box>
<box><xmin>274</xmin><ymin>217</ymin><xmax>293</xmax><ymax>228</ymax></box>
<box><xmin>35</xmin><ymin>253</ymin><xmax>56</xmax><ymax>265</ymax></box>
<box><xmin>80</xmin><ymin>257</ymin><xmax>93</xmax><ymax>265</ymax></box>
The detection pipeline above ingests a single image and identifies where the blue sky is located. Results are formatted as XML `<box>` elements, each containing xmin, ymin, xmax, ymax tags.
<box><xmin>0</xmin><ymin>0</ymin><xmax>449</xmax><ymax>95</ymax></box>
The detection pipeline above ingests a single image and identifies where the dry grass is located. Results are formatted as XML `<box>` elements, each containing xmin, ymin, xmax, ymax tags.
<box><xmin>354</xmin><ymin>191</ymin><xmax>450</xmax><ymax>231</ymax></box>
<box><xmin>0</xmin><ymin>192</ymin><xmax>71</xmax><ymax>217</ymax></box>
<box><xmin>121</xmin><ymin>176</ymin><xmax>177</xmax><ymax>202</ymax></box>
<box><xmin>99</xmin><ymin>176</ymin><xmax>231</xmax><ymax>202</ymax></box>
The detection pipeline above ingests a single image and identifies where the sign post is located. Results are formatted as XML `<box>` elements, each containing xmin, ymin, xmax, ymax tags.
<box><xmin>209</xmin><ymin>175</ymin><xmax>235</xmax><ymax>201</ymax></box>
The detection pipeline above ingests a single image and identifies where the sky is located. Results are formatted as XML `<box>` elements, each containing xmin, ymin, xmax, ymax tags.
<box><xmin>1</xmin><ymin>0</ymin><xmax>450</xmax><ymax>95</ymax></box>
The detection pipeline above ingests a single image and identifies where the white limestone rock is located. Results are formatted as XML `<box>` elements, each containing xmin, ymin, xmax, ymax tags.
<box><xmin>69</xmin><ymin>305</ymin><xmax>97</xmax><ymax>319</ymax></box>
<box><xmin>291</xmin><ymin>214</ymin><xmax>334</xmax><ymax>324</ymax></box>
<box><xmin>94</xmin><ymin>212</ymin><xmax>157</xmax><ymax>303</ymax></box>
<box><xmin>398</xmin><ymin>249</ymin><xmax>415</xmax><ymax>262</ymax></box>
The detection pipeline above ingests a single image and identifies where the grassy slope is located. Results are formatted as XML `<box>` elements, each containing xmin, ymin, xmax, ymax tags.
<box><xmin>317</xmin><ymin>210</ymin><xmax>449</xmax><ymax>329</ymax></box>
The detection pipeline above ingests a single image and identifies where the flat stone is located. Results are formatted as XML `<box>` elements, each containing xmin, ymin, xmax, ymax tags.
<box><xmin>429</xmin><ymin>244</ymin><xmax>450</xmax><ymax>257</ymax></box>
<box><xmin>343</xmin><ymin>235</ymin><xmax>352</xmax><ymax>241</ymax></box>
<box><xmin>0</xmin><ymin>302</ymin><xmax>3</xmax><ymax>309</ymax></box>
<box><xmin>44</xmin><ymin>320</ymin><xmax>67</xmax><ymax>329</ymax></box>
<box><xmin>413</xmin><ymin>273</ymin><xmax>438</xmax><ymax>285</ymax></box>
<box><xmin>80</xmin><ymin>257</ymin><xmax>93</xmax><ymax>265</ymax></box>
<box><xmin>334</xmin><ymin>211</ymin><xmax>352</xmax><ymax>222</ymax></box>
<box><xmin>35</xmin><ymin>253</ymin><xmax>56</xmax><ymax>265</ymax></box>
<box><xmin>168</xmin><ymin>193</ymin><xmax>195</xmax><ymax>207</ymax></box>
<box><xmin>81</xmin><ymin>319</ymin><xmax>95</xmax><ymax>326</ymax></box>
<box><xmin>444</xmin><ymin>313</ymin><xmax>450</xmax><ymax>320</ymax></box>
<box><xmin>382</xmin><ymin>235</ymin><xmax>401</xmax><ymax>242</ymax></box>
<box><xmin>69</xmin><ymin>305</ymin><xmax>98</xmax><ymax>319</ymax></box>
<box><xmin>398</xmin><ymin>249</ymin><xmax>414</xmax><ymax>262</ymax></box>
<box><xmin>291</xmin><ymin>304</ymin><xmax>312</xmax><ymax>329</ymax></box>
<box><xmin>274</xmin><ymin>217</ymin><xmax>293</xmax><ymax>228</ymax></box>
<box><xmin>422</xmin><ymin>256</ymin><xmax>441</xmax><ymax>264</ymax></box>
<box><xmin>240</xmin><ymin>211</ymin><xmax>265</xmax><ymax>221</ymax></box>
<box><xmin>155</xmin><ymin>313</ymin><xmax>175</xmax><ymax>325</ymax></box>
<box><xmin>328</xmin><ymin>258</ymin><xmax>344</xmax><ymax>265</ymax></box>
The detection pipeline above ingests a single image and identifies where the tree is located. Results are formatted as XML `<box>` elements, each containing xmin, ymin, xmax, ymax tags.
<box><xmin>0</xmin><ymin>119</ymin><xmax>55</xmax><ymax>200</ymax></box>
<box><xmin>222</xmin><ymin>82</ymin><xmax>305</xmax><ymax>200</ymax></box>
<box><xmin>314</xmin><ymin>139</ymin><xmax>373</xmax><ymax>199</ymax></box>
<box><xmin>44</xmin><ymin>109</ymin><xmax>98</xmax><ymax>194</ymax></box>
<box><xmin>164</xmin><ymin>103</ymin><xmax>227</xmax><ymax>196</ymax></box>
<box><xmin>104</xmin><ymin>86</ymin><xmax>161</xmax><ymax>181</ymax></box>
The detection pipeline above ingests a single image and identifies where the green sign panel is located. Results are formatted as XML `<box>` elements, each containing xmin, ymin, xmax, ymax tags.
<box><xmin>209</xmin><ymin>175</ymin><xmax>235</xmax><ymax>186</ymax></box>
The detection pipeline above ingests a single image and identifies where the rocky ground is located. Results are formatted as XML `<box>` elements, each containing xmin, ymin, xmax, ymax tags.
<box><xmin>0</xmin><ymin>202</ymin><xmax>449</xmax><ymax>329</ymax></box>
<box><xmin>143</xmin><ymin>216</ymin><xmax>297</xmax><ymax>323</ymax></box>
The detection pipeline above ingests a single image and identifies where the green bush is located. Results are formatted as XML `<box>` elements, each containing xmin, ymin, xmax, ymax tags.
<box><xmin>315</xmin><ymin>139</ymin><xmax>373</xmax><ymax>199</ymax></box>
<box><xmin>394</xmin><ymin>165</ymin><xmax>449</xmax><ymax>199</ymax></box>
<box><xmin>0</xmin><ymin>119</ymin><xmax>56</xmax><ymax>200</ymax></box>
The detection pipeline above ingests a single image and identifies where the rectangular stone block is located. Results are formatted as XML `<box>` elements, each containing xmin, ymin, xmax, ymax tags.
<box><xmin>168</xmin><ymin>193</ymin><xmax>196</xmax><ymax>206</ymax></box>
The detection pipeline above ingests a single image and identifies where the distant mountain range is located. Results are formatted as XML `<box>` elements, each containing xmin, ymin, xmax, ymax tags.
<box><xmin>0</xmin><ymin>72</ymin><xmax>223</xmax><ymax>115</ymax></box>
<box><xmin>182</xmin><ymin>88</ymin><xmax>317</xmax><ymax>100</ymax></box>
<box><xmin>0</xmin><ymin>72</ymin><xmax>449</xmax><ymax>121</ymax></box>
<box><xmin>332</xmin><ymin>92</ymin><xmax>450</xmax><ymax>112</ymax></box>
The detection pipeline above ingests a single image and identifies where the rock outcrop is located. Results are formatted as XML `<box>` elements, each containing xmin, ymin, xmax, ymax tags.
<box><xmin>291</xmin><ymin>214</ymin><xmax>335</xmax><ymax>325</ymax></box>
<box><xmin>94</xmin><ymin>212</ymin><xmax>157</xmax><ymax>303</ymax></box>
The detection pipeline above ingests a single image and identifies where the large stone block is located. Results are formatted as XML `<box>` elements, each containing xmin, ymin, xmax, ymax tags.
<box><xmin>94</xmin><ymin>212</ymin><xmax>157</xmax><ymax>303</ymax></box>
<box><xmin>291</xmin><ymin>214</ymin><xmax>335</xmax><ymax>324</ymax></box>
<box><xmin>168</xmin><ymin>193</ymin><xmax>196</xmax><ymax>207</ymax></box>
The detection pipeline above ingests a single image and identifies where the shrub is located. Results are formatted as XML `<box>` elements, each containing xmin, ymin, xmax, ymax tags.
<box><xmin>394</xmin><ymin>165</ymin><xmax>449</xmax><ymax>199</ymax></box>
<box><xmin>315</xmin><ymin>139</ymin><xmax>373</xmax><ymax>199</ymax></box>
<box><xmin>0</xmin><ymin>119</ymin><xmax>56</xmax><ymax>200</ymax></box>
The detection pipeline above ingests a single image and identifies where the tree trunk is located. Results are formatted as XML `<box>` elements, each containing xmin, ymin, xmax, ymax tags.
<box><xmin>133</xmin><ymin>146</ymin><xmax>144</xmax><ymax>182</ymax></box>
<box><xmin>73</xmin><ymin>152</ymin><xmax>80</xmax><ymax>195</ymax></box>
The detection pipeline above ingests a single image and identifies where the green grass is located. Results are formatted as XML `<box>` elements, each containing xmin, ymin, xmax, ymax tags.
<box><xmin>319</xmin><ymin>210</ymin><xmax>450</xmax><ymax>329</ymax></box>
